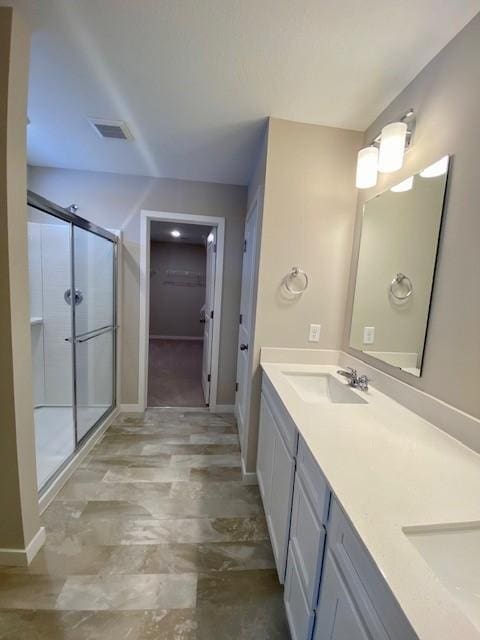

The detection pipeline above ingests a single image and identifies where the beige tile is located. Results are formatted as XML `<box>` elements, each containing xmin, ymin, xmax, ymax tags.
<box><xmin>170</xmin><ymin>454</ymin><xmax>241</xmax><ymax>468</ymax></box>
<box><xmin>0</xmin><ymin>575</ymin><xmax>65</xmax><ymax>609</ymax></box>
<box><xmin>0</xmin><ymin>609</ymin><xmax>198</xmax><ymax>640</ymax></box>
<box><xmin>103</xmin><ymin>467</ymin><xmax>190</xmax><ymax>483</ymax></box>
<box><xmin>55</xmin><ymin>574</ymin><xmax>197</xmax><ymax>610</ymax></box>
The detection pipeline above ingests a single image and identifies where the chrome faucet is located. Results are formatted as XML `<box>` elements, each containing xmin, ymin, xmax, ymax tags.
<box><xmin>337</xmin><ymin>367</ymin><xmax>370</xmax><ymax>392</ymax></box>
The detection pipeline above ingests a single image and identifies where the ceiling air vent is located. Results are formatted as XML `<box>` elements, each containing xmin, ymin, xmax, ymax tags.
<box><xmin>88</xmin><ymin>117</ymin><xmax>133</xmax><ymax>140</ymax></box>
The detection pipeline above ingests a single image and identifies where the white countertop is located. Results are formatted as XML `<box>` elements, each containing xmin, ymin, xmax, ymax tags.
<box><xmin>261</xmin><ymin>360</ymin><xmax>480</xmax><ymax>640</ymax></box>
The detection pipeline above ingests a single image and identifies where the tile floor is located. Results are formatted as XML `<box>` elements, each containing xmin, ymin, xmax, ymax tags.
<box><xmin>148</xmin><ymin>339</ymin><xmax>206</xmax><ymax>407</ymax></box>
<box><xmin>0</xmin><ymin>409</ymin><xmax>290</xmax><ymax>639</ymax></box>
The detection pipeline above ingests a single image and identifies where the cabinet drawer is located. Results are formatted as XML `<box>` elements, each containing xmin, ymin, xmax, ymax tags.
<box><xmin>284</xmin><ymin>547</ymin><xmax>315</xmax><ymax>640</ymax></box>
<box><xmin>289</xmin><ymin>473</ymin><xmax>326</xmax><ymax>608</ymax></box>
<box><xmin>262</xmin><ymin>374</ymin><xmax>298</xmax><ymax>455</ymax></box>
<box><xmin>328</xmin><ymin>500</ymin><xmax>417</xmax><ymax>640</ymax></box>
<box><xmin>297</xmin><ymin>436</ymin><xmax>330</xmax><ymax>523</ymax></box>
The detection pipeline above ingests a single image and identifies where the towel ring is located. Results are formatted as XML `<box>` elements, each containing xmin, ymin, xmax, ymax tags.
<box><xmin>390</xmin><ymin>273</ymin><xmax>413</xmax><ymax>300</ymax></box>
<box><xmin>284</xmin><ymin>267</ymin><xmax>309</xmax><ymax>295</ymax></box>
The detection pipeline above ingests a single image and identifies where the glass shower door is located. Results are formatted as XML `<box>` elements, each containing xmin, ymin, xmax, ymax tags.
<box><xmin>73</xmin><ymin>226</ymin><xmax>116</xmax><ymax>442</ymax></box>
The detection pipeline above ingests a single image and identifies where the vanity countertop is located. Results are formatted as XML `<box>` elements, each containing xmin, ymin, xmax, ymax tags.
<box><xmin>261</xmin><ymin>359</ymin><xmax>480</xmax><ymax>640</ymax></box>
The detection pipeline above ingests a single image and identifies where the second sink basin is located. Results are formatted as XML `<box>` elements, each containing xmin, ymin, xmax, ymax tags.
<box><xmin>283</xmin><ymin>372</ymin><xmax>368</xmax><ymax>404</ymax></box>
<box><xmin>404</xmin><ymin>522</ymin><xmax>480</xmax><ymax>631</ymax></box>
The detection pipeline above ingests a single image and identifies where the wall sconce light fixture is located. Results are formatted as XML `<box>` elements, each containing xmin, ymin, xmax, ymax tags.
<box><xmin>356</xmin><ymin>109</ymin><xmax>415</xmax><ymax>189</ymax></box>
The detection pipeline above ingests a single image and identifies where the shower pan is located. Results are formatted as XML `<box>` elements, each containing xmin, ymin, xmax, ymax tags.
<box><xmin>27</xmin><ymin>191</ymin><xmax>117</xmax><ymax>492</ymax></box>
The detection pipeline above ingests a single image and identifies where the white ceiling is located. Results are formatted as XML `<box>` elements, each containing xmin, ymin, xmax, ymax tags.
<box><xmin>150</xmin><ymin>222</ymin><xmax>209</xmax><ymax>245</ymax></box>
<box><xmin>7</xmin><ymin>0</ymin><xmax>480</xmax><ymax>185</ymax></box>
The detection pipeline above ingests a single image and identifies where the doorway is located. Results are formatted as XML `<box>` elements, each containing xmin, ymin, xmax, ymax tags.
<box><xmin>139</xmin><ymin>211</ymin><xmax>224</xmax><ymax>411</ymax></box>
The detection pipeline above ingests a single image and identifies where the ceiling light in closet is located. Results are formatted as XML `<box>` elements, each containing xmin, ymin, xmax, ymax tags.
<box><xmin>171</xmin><ymin>230</ymin><xmax>181</xmax><ymax>238</ymax></box>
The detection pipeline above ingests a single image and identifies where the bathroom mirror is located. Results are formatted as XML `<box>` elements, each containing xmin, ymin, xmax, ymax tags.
<box><xmin>349</xmin><ymin>156</ymin><xmax>450</xmax><ymax>377</ymax></box>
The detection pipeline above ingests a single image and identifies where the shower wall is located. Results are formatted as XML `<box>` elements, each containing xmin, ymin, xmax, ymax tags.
<box><xmin>27</xmin><ymin>219</ymin><xmax>72</xmax><ymax>407</ymax></box>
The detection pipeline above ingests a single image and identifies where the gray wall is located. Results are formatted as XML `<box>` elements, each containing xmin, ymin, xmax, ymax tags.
<box><xmin>149</xmin><ymin>241</ymin><xmax>206</xmax><ymax>338</ymax></box>
<box><xmin>28</xmin><ymin>166</ymin><xmax>247</xmax><ymax>405</ymax></box>
<box><xmin>244</xmin><ymin>117</ymin><xmax>362</xmax><ymax>471</ymax></box>
<box><xmin>345</xmin><ymin>12</ymin><xmax>480</xmax><ymax>419</ymax></box>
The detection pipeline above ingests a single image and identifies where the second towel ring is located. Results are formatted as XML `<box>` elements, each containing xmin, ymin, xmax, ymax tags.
<box><xmin>390</xmin><ymin>273</ymin><xmax>413</xmax><ymax>300</ymax></box>
<box><xmin>284</xmin><ymin>267</ymin><xmax>309</xmax><ymax>295</ymax></box>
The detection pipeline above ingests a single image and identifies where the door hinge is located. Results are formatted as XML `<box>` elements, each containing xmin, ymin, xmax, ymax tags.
<box><xmin>235</xmin><ymin>382</ymin><xmax>239</xmax><ymax>392</ymax></box>
<box><xmin>243</xmin><ymin>239</ymin><xmax>247</xmax><ymax>253</ymax></box>
<box><xmin>208</xmin><ymin>374</ymin><xmax>211</xmax><ymax>382</ymax></box>
<box><xmin>210</xmin><ymin>310</ymin><xmax>214</xmax><ymax>319</ymax></box>
<box><xmin>239</xmin><ymin>314</ymin><xmax>243</xmax><ymax>325</ymax></box>
<box><xmin>214</xmin><ymin>243</ymin><xmax>217</xmax><ymax>253</ymax></box>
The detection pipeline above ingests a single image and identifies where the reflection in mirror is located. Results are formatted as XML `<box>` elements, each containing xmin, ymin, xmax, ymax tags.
<box><xmin>349</xmin><ymin>156</ymin><xmax>450</xmax><ymax>377</ymax></box>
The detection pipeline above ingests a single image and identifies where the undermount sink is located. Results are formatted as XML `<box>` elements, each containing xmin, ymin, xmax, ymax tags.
<box><xmin>283</xmin><ymin>371</ymin><xmax>368</xmax><ymax>404</ymax></box>
<box><xmin>404</xmin><ymin>522</ymin><xmax>480</xmax><ymax>631</ymax></box>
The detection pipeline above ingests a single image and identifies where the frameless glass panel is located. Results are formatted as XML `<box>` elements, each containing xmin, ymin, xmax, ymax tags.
<box><xmin>73</xmin><ymin>226</ymin><xmax>115</xmax><ymax>441</ymax></box>
<box><xmin>27</xmin><ymin>206</ymin><xmax>75</xmax><ymax>490</ymax></box>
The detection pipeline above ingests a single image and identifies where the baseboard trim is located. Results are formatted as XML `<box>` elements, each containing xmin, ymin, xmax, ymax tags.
<box><xmin>119</xmin><ymin>403</ymin><xmax>144</xmax><ymax>413</ymax></box>
<box><xmin>39</xmin><ymin>408</ymin><xmax>119</xmax><ymax>514</ymax></box>
<box><xmin>241</xmin><ymin>456</ymin><xmax>258</xmax><ymax>485</ymax></box>
<box><xmin>0</xmin><ymin>526</ymin><xmax>46</xmax><ymax>567</ymax></box>
<box><xmin>213</xmin><ymin>404</ymin><xmax>235</xmax><ymax>413</ymax></box>
<box><xmin>149</xmin><ymin>335</ymin><xmax>203</xmax><ymax>341</ymax></box>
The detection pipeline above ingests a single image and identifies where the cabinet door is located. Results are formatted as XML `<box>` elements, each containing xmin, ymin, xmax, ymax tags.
<box><xmin>269</xmin><ymin>422</ymin><xmax>296</xmax><ymax>582</ymax></box>
<box><xmin>314</xmin><ymin>552</ymin><xmax>375</xmax><ymax>640</ymax></box>
<box><xmin>284</xmin><ymin>548</ymin><xmax>315</xmax><ymax>640</ymax></box>
<box><xmin>257</xmin><ymin>395</ymin><xmax>275</xmax><ymax>507</ymax></box>
<box><xmin>289</xmin><ymin>473</ymin><xmax>326</xmax><ymax>607</ymax></box>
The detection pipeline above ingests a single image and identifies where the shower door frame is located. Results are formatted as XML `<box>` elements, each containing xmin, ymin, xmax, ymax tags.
<box><xmin>27</xmin><ymin>190</ymin><xmax>118</xmax><ymax>483</ymax></box>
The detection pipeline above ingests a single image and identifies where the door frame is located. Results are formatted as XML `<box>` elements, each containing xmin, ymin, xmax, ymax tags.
<box><xmin>139</xmin><ymin>210</ymin><xmax>225</xmax><ymax>412</ymax></box>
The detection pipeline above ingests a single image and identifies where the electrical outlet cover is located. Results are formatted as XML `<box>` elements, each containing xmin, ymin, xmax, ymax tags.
<box><xmin>363</xmin><ymin>326</ymin><xmax>375</xmax><ymax>344</ymax></box>
<box><xmin>309</xmin><ymin>324</ymin><xmax>321</xmax><ymax>342</ymax></box>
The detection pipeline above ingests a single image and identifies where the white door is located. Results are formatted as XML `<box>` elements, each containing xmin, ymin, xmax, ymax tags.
<box><xmin>234</xmin><ymin>196</ymin><xmax>259</xmax><ymax>440</ymax></box>
<box><xmin>202</xmin><ymin>228</ymin><xmax>216</xmax><ymax>403</ymax></box>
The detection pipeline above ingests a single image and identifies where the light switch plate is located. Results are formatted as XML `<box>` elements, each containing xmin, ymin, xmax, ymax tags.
<box><xmin>309</xmin><ymin>324</ymin><xmax>321</xmax><ymax>342</ymax></box>
<box><xmin>363</xmin><ymin>326</ymin><xmax>375</xmax><ymax>344</ymax></box>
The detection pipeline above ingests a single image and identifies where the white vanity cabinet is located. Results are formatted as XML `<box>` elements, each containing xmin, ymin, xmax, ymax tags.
<box><xmin>258</xmin><ymin>372</ymin><xmax>418</xmax><ymax>640</ymax></box>
<box><xmin>257</xmin><ymin>376</ymin><xmax>298</xmax><ymax>582</ymax></box>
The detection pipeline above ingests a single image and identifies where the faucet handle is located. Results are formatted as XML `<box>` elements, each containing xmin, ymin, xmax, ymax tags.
<box><xmin>357</xmin><ymin>374</ymin><xmax>370</xmax><ymax>391</ymax></box>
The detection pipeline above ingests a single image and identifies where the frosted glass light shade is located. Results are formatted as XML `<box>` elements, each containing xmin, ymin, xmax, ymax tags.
<box><xmin>391</xmin><ymin>176</ymin><xmax>414</xmax><ymax>192</ymax></box>
<box><xmin>420</xmin><ymin>155</ymin><xmax>449</xmax><ymax>178</ymax></box>
<box><xmin>378</xmin><ymin>121</ymin><xmax>407</xmax><ymax>173</ymax></box>
<box><xmin>356</xmin><ymin>146</ymin><xmax>378</xmax><ymax>189</ymax></box>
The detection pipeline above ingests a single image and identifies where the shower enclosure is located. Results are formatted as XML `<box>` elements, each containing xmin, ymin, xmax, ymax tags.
<box><xmin>27</xmin><ymin>191</ymin><xmax>117</xmax><ymax>491</ymax></box>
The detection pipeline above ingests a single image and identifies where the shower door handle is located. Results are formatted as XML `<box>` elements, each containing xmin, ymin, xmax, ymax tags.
<box><xmin>64</xmin><ymin>288</ymin><xmax>83</xmax><ymax>306</ymax></box>
<box><xmin>65</xmin><ymin>325</ymin><xmax>117</xmax><ymax>343</ymax></box>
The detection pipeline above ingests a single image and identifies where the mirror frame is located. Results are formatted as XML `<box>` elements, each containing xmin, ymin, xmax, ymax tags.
<box><xmin>348</xmin><ymin>155</ymin><xmax>451</xmax><ymax>377</ymax></box>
